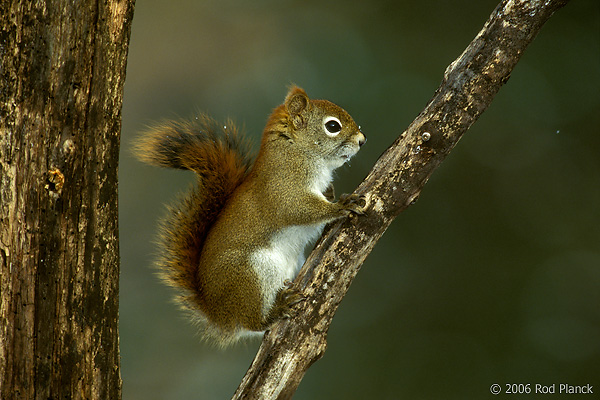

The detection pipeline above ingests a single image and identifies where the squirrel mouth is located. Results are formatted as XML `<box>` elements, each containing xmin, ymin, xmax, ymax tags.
<box><xmin>336</xmin><ymin>143</ymin><xmax>358</xmax><ymax>162</ymax></box>
<box><xmin>340</xmin><ymin>154</ymin><xmax>353</xmax><ymax>163</ymax></box>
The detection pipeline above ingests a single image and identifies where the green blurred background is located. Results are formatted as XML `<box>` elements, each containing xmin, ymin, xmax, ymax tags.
<box><xmin>119</xmin><ymin>0</ymin><xmax>600</xmax><ymax>398</ymax></box>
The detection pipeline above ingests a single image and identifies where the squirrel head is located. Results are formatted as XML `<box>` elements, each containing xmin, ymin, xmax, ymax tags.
<box><xmin>264</xmin><ymin>86</ymin><xmax>366</xmax><ymax>169</ymax></box>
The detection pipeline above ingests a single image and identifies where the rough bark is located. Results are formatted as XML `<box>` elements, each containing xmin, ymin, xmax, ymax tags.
<box><xmin>0</xmin><ymin>1</ymin><xmax>134</xmax><ymax>399</ymax></box>
<box><xmin>232</xmin><ymin>0</ymin><xmax>571</xmax><ymax>398</ymax></box>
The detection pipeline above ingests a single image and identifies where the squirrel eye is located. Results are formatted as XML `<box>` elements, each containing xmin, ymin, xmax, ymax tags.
<box><xmin>323</xmin><ymin>117</ymin><xmax>342</xmax><ymax>137</ymax></box>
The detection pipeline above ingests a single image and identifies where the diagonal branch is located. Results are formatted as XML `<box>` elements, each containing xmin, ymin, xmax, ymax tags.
<box><xmin>233</xmin><ymin>0</ymin><xmax>571</xmax><ymax>398</ymax></box>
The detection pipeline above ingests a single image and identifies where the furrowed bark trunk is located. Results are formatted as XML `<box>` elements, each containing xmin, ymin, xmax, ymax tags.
<box><xmin>0</xmin><ymin>1</ymin><xmax>135</xmax><ymax>399</ymax></box>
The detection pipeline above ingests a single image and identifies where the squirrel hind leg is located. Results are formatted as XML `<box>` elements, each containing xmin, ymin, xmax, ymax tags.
<box><xmin>193</xmin><ymin>259</ymin><xmax>269</xmax><ymax>346</ymax></box>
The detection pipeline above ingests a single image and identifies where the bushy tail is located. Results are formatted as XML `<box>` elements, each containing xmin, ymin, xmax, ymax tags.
<box><xmin>133</xmin><ymin>116</ymin><xmax>253</xmax><ymax>322</ymax></box>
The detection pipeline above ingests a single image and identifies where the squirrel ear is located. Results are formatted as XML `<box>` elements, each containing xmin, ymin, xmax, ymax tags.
<box><xmin>285</xmin><ymin>86</ymin><xmax>309</xmax><ymax>116</ymax></box>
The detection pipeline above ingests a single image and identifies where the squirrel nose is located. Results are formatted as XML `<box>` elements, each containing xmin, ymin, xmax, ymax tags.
<box><xmin>358</xmin><ymin>133</ymin><xmax>366</xmax><ymax>147</ymax></box>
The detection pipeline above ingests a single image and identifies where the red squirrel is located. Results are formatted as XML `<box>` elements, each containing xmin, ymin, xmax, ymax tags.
<box><xmin>134</xmin><ymin>86</ymin><xmax>365</xmax><ymax>346</ymax></box>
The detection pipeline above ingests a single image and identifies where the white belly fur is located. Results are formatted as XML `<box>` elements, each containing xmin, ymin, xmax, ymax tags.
<box><xmin>250</xmin><ymin>223</ymin><xmax>325</xmax><ymax>316</ymax></box>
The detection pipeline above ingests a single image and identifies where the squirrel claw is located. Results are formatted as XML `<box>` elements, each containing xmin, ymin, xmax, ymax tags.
<box><xmin>283</xmin><ymin>279</ymin><xmax>294</xmax><ymax>288</ymax></box>
<box><xmin>263</xmin><ymin>284</ymin><xmax>305</xmax><ymax>326</ymax></box>
<box><xmin>281</xmin><ymin>286</ymin><xmax>306</xmax><ymax>305</ymax></box>
<box><xmin>339</xmin><ymin>193</ymin><xmax>367</xmax><ymax>216</ymax></box>
<box><xmin>277</xmin><ymin>285</ymin><xmax>306</xmax><ymax>318</ymax></box>
<box><xmin>282</xmin><ymin>280</ymin><xmax>305</xmax><ymax>303</ymax></box>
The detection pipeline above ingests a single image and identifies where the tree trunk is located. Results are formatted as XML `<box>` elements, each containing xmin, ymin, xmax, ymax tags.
<box><xmin>0</xmin><ymin>1</ymin><xmax>134</xmax><ymax>399</ymax></box>
<box><xmin>233</xmin><ymin>0</ymin><xmax>571</xmax><ymax>398</ymax></box>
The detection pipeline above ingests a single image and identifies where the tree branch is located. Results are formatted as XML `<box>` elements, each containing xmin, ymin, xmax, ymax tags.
<box><xmin>232</xmin><ymin>0</ymin><xmax>570</xmax><ymax>398</ymax></box>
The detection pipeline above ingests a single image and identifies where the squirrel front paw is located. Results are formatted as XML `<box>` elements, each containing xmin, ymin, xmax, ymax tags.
<box><xmin>338</xmin><ymin>193</ymin><xmax>367</xmax><ymax>216</ymax></box>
